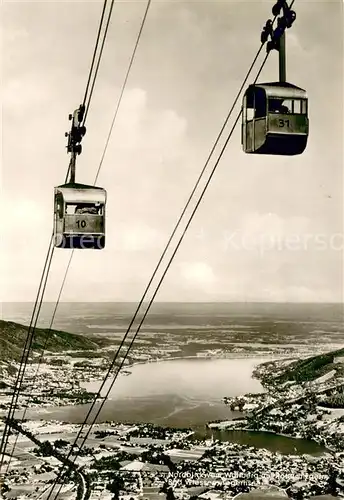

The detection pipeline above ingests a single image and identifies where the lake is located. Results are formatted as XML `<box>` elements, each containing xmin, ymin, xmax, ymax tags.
<box><xmin>26</xmin><ymin>357</ymin><xmax>265</xmax><ymax>422</ymax></box>
<box><xmin>23</xmin><ymin>357</ymin><xmax>328</xmax><ymax>455</ymax></box>
<box><xmin>5</xmin><ymin>301</ymin><xmax>338</xmax><ymax>456</ymax></box>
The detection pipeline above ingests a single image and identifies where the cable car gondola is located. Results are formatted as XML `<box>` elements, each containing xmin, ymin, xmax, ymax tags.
<box><xmin>242</xmin><ymin>1</ymin><xmax>309</xmax><ymax>156</ymax></box>
<box><xmin>241</xmin><ymin>82</ymin><xmax>309</xmax><ymax>155</ymax></box>
<box><xmin>54</xmin><ymin>182</ymin><xmax>106</xmax><ymax>249</ymax></box>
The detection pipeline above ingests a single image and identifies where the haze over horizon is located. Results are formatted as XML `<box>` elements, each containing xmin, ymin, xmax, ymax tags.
<box><xmin>2</xmin><ymin>0</ymin><xmax>343</xmax><ymax>303</ymax></box>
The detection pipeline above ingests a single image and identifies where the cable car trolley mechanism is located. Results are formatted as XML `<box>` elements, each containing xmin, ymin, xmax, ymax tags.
<box><xmin>242</xmin><ymin>0</ymin><xmax>309</xmax><ymax>156</ymax></box>
<box><xmin>54</xmin><ymin>104</ymin><xmax>107</xmax><ymax>249</ymax></box>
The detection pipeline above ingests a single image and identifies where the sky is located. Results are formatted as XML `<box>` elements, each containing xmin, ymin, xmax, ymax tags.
<box><xmin>1</xmin><ymin>0</ymin><xmax>343</xmax><ymax>303</ymax></box>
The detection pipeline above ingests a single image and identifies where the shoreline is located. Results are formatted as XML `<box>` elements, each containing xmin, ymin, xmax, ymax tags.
<box><xmin>102</xmin><ymin>352</ymin><xmax>282</xmax><ymax>379</ymax></box>
<box><xmin>3</xmin><ymin>354</ymin><xmax>267</xmax><ymax>413</ymax></box>
<box><xmin>2</xmin><ymin>353</ymin><xmax>342</xmax><ymax>455</ymax></box>
<box><xmin>1</xmin><ymin>354</ymin><xmax>269</xmax><ymax>419</ymax></box>
<box><xmin>121</xmin><ymin>352</ymin><xmax>284</xmax><ymax>370</ymax></box>
<box><xmin>81</xmin><ymin>353</ymin><xmax>276</xmax><ymax>395</ymax></box>
<box><xmin>207</xmin><ymin>420</ymin><xmax>332</xmax><ymax>449</ymax></box>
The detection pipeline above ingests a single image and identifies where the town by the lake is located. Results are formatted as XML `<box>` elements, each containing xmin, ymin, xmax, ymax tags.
<box><xmin>1</xmin><ymin>317</ymin><xmax>344</xmax><ymax>500</ymax></box>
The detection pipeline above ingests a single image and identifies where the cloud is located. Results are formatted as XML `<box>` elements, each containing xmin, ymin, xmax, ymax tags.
<box><xmin>179</xmin><ymin>261</ymin><xmax>217</xmax><ymax>289</ymax></box>
<box><xmin>2</xmin><ymin>83</ymin><xmax>194</xmax><ymax>301</ymax></box>
<box><xmin>5</xmin><ymin>199</ymin><xmax>45</xmax><ymax>224</ymax></box>
<box><xmin>2</xmin><ymin>0</ymin><xmax>342</xmax><ymax>303</ymax></box>
<box><xmin>119</xmin><ymin>224</ymin><xmax>164</xmax><ymax>252</ymax></box>
<box><xmin>286</xmin><ymin>32</ymin><xmax>308</xmax><ymax>56</ymax></box>
<box><xmin>3</xmin><ymin>75</ymin><xmax>53</xmax><ymax>115</ymax></box>
<box><xmin>241</xmin><ymin>212</ymin><xmax>310</xmax><ymax>238</ymax></box>
<box><xmin>102</xmin><ymin>87</ymin><xmax>188</xmax><ymax>154</ymax></box>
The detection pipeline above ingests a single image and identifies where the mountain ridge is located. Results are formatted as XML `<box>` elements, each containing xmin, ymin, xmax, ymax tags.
<box><xmin>0</xmin><ymin>319</ymin><xmax>107</xmax><ymax>365</ymax></box>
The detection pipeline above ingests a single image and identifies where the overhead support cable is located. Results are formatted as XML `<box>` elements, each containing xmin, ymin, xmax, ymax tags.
<box><xmin>2</xmin><ymin>0</ymin><xmax>295</xmax><ymax>494</ymax></box>
<box><xmin>0</xmin><ymin>0</ymin><xmax>112</xmax><ymax>485</ymax></box>
<box><xmin>0</xmin><ymin>237</ymin><xmax>55</xmax><ymax>474</ymax></box>
<box><xmin>27</xmin><ymin>2</ymin><xmax>153</xmax><ymax>499</ymax></box>
<box><xmin>83</xmin><ymin>0</ymin><xmax>117</xmax><ymax>125</ymax></box>
<box><xmin>3</xmin><ymin>250</ymin><xmax>75</xmax><ymax>477</ymax></box>
<box><xmin>82</xmin><ymin>0</ymin><xmax>109</xmax><ymax>108</ymax></box>
<box><xmin>93</xmin><ymin>0</ymin><xmax>152</xmax><ymax>184</ymax></box>
<box><xmin>60</xmin><ymin>52</ymin><xmax>271</xmax><ymax>463</ymax></box>
<box><xmin>45</xmin><ymin>2</ymin><xmax>295</xmax><ymax>491</ymax></box>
